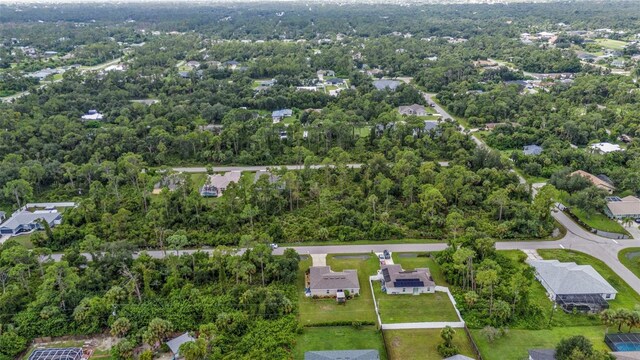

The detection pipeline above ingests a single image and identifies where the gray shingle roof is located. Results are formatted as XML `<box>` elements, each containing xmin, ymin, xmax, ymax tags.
<box><xmin>523</xmin><ymin>145</ymin><xmax>543</xmax><ymax>155</ymax></box>
<box><xmin>381</xmin><ymin>264</ymin><xmax>435</xmax><ymax>288</ymax></box>
<box><xmin>528</xmin><ymin>260</ymin><xmax>617</xmax><ymax>296</ymax></box>
<box><xmin>166</xmin><ymin>332</ymin><xmax>195</xmax><ymax>355</ymax></box>
<box><xmin>373</xmin><ymin>79</ymin><xmax>400</xmax><ymax>91</ymax></box>
<box><xmin>0</xmin><ymin>210</ymin><xmax>61</xmax><ymax>230</ymax></box>
<box><xmin>444</xmin><ymin>355</ymin><xmax>475</xmax><ymax>360</ymax></box>
<box><xmin>309</xmin><ymin>266</ymin><xmax>359</xmax><ymax>291</ymax></box>
<box><xmin>305</xmin><ymin>349</ymin><xmax>380</xmax><ymax>360</ymax></box>
<box><xmin>528</xmin><ymin>349</ymin><xmax>556</xmax><ymax>360</ymax></box>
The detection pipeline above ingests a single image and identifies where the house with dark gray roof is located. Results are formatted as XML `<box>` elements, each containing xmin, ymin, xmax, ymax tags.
<box><xmin>527</xmin><ymin>259</ymin><xmax>617</xmax><ymax>313</ymax></box>
<box><xmin>0</xmin><ymin>210</ymin><xmax>62</xmax><ymax>237</ymax></box>
<box><xmin>528</xmin><ymin>349</ymin><xmax>556</xmax><ymax>360</ymax></box>
<box><xmin>523</xmin><ymin>145</ymin><xmax>543</xmax><ymax>156</ymax></box>
<box><xmin>380</xmin><ymin>264</ymin><xmax>435</xmax><ymax>295</ymax></box>
<box><xmin>272</xmin><ymin>109</ymin><xmax>293</xmax><ymax>123</ymax></box>
<box><xmin>308</xmin><ymin>266</ymin><xmax>360</xmax><ymax>297</ymax></box>
<box><xmin>305</xmin><ymin>349</ymin><xmax>379</xmax><ymax>360</ymax></box>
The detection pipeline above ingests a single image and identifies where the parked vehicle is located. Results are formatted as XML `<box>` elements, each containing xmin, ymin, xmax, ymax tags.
<box><xmin>383</xmin><ymin>250</ymin><xmax>390</xmax><ymax>259</ymax></box>
<box><xmin>270</xmin><ymin>243</ymin><xmax>278</xmax><ymax>249</ymax></box>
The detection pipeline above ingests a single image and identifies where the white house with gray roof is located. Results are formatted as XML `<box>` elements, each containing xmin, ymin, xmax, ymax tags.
<box><xmin>0</xmin><ymin>210</ymin><xmax>62</xmax><ymax>237</ymax></box>
<box><xmin>381</xmin><ymin>264</ymin><xmax>435</xmax><ymax>295</ymax></box>
<box><xmin>527</xmin><ymin>259</ymin><xmax>617</xmax><ymax>313</ymax></box>
<box><xmin>308</xmin><ymin>266</ymin><xmax>360</xmax><ymax>297</ymax></box>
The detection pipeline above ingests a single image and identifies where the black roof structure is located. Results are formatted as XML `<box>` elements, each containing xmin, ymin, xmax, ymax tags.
<box><xmin>393</xmin><ymin>279</ymin><xmax>425</xmax><ymax>287</ymax></box>
<box><xmin>29</xmin><ymin>348</ymin><xmax>83</xmax><ymax>360</ymax></box>
<box><xmin>556</xmin><ymin>294</ymin><xmax>609</xmax><ymax>313</ymax></box>
<box><xmin>381</xmin><ymin>268</ymin><xmax>392</xmax><ymax>282</ymax></box>
<box><xmin>605</xmin><ymin>333</ymin><xmax>640</xmax><ymax>351</ymax></box>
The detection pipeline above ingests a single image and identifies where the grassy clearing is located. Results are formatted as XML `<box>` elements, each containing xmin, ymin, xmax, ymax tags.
<box><xmin>570</xmin><ymin>208</ymin><xmax>628</xmax><ymax>234</ymax></box>
<box><xmin>355</xmin><ymin>126</ymin><xmax>371</xmax><ymax>137</ymax></box>
<box><xmin>293</xmin><ymin>326</ymin><xmax>387</xmax><ymax>360</ymax></box>
<box><xmin>10</xmin><ymin>234</ymin><xmax>34</xmax><ymax>249</ymax></box>
<box><xmin>471</xmin><ymin>326</ymin><xmax>609</xmax><ymax>360</ymax></box>
<box><xmin>384</xmin><ymin>329</ymin><xmax>476</xmax><ymax>360</ymax></box>
<box><xmin>537</xmin><ymin>249</ymin><xmax>640</xmax><ymax>309</ymax></box>
<box><xmin>618</xmin><ymin>248</ymin><xmax>640</xmax><ymax>279</ymax></box>
<box><xmin>373</xmin><ymin>285</ymin><xmax>459</xmax><ymax>323</ymax></box>
<box><xmin>298</xmin><ymin>255</ymin><xmax>378</xmax><ymax>325</ymax></box>
<box><xmin>595</xmin><ymin>38</ymin><xmax>628</xmax><ymax>50</ymax></box>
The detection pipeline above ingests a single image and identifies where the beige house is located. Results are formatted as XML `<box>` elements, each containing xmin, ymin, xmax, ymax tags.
<box><xmin>605</xmin><ymin>196</ymin><xmax>640</xmax><ymax>220</ymax></box>
<box><xmin>570</xmin><ymin>170</ymin><xmax>615</xmax><ymax>194</ymax></box>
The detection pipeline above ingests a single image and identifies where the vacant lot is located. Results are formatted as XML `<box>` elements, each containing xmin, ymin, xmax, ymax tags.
<box><xmin>384</xmin><ymin>329</ymin><xmax>476</xmax><ymax>360</ymax></box>
<box><xmin>293</xmin><ymin>326</ymin><xmax>387</xmax><ymax>360</ymax></box>
<box><xmin>595</xmin><ymin>38</ymin><xmax>628</xmax><ymax>50</ymax></box>
<box><xmin>298</xmin><ymin>254</ymin><xmax>378</xmax><ymax>325</ymax></box>
<box><xmin>619</xmin><ymin>247</ymin><xmax>640</xmax><ymax>279</ymax></box>
<box><xmin>373</xmin><ymin>285</ymin><xmax>459</xmax><ymax>323</ymax></box>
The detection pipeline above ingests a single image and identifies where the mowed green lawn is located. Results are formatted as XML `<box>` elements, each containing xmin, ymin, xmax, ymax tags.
<box><xmin>595</xmin><ymin>38</ymin><xmax>628</xmax><ymax>50</ymax></box>
<box><xmin>471</xmin><ymin>326</ymin><xmax>609</xmax><ymax>360</ymax></box>
<box><xmin>373</xmin><ymin>285</ymin><xmax>459</xmax><ymax>323</ymax></box>
<box><xmin>538</xmin><ymin>249</ymin><xmax>640</xmax><ymax>309</ymax></box>
<box><xmin>618</xmin><ymin>247</ymin><xmax>640</xmax><ymax>279</ymax></box>
<box><xmin>293</xmin><ymin>326</ymin><xmax>387</xmax><ymax>360</ymax></box>
<box><xmin>384</xmin><ymin>329</ymin><xmax>476</xmax><ymax>360</ymax></box>
<box><xmin>571</xmin><ymin>208</ymin><xmax>628</xmax><ymax>234</ymax></box>
<box><xmin>298</xmin><ymin>254</ymin><xmax>378</xmax><ymax>325</ymax></box>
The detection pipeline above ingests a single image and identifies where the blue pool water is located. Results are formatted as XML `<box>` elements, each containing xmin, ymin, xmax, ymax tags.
<box><xmin>613</xmin><ymin>343</ymin><xmax>640</xmax><ymax>351</ymax></box>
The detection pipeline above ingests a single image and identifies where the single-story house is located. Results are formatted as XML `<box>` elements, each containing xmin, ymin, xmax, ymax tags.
<box><xmin>253</xmin><ymin>170</ymin><xmax>281</xmax><ymax>186</ymax></box>
<box><xmin>611</xmin><ymin>59</ymin><xmax>626</xmax><ymax>68</ymax></box>
<box><xmin>225</xmin><ymin>60</ymin><xmax>240</xmax><ymax>70</ymax></box>
<box><xmin>305</xmin><ymin>349</ymin><xmax>379</xmax><ymax>360</ymax></box>
<box><xmin>484</xmin><ymin>122</ymin><xmax>507</xmax><ymax>130</ymax></box>
<box><xmin>380</xmin><ymin>264</ymin><xmax>435</xmax><ymax>295</ymax></box>
<box><xmin>570</xmin><ymin>170</ymin><xmax>615</xmax><ymax>193</ymax></box>
<box><xmin>272</xmin><ymin>109</ymin><xmax>293</xmax><ymax>123</ymax></box>
<box><xmin>200</xmin><ymin>172</ymin><xmax>242</xmax><ymax>197</ymax></box>
<box><xmin>590</xmin><ymin>142</ymin><xmax>623</xmax><ymax>154</ymax></box>
<box><xmin>527</xmin><ymin>259</ymin><xmax>617</xmax><ymax>313</ymax></box>
<box><xmin>28</xmin><ymin>348</ymin><xmax>83</xmax><ymax>360</ymax></box>
<box><xmin>81</xmin><ymin>110</ymin><xmax>104</xmax><ymax>121</ymax></box>
<box><xmin>260</xmin><ymin>79</ymin><xmax>277</xmax><ymax>87</ymax></box>
<box><xmin>398</xmin><ymin>104</ymin><xmax>428</xmax><ymax>116</ymax></box>
<box><xmin>166</xmin><ymin>332</ymin><xmax>195</xmax><ymax>360</ymax></box>
<box><xmin>316</xmin><ymin>70</ymin><xmax>335</xmax><ymax>80</ymax></box>
<box><xmin>0</xmin><ymin>210</ymin><xmax>62</xmax><ymax>237</ymax></box>
<box><xmin>325</xmin><ymin>77</ymin><xmax>344</xmax><ymax>85</ymax></box>
<box><xmin>186</xmin><ymin>61</ymin><xmax>201</xmax><ymax>68</ymax></box>
<box><xmin>523</xmin><ymin>145</ymin><xmax>543</xmax><ymax>156</ymax></box>
<box><xmin>528</xmin><ymin>349</ymin><xmax>556</xmax><ymax>360</ymax></box>
<box><xmin>373</xmin><ymin>79</ymin><xmax>400</xmax><ymax>91</ymax></box>
<box><xmin>308</xmin><ymin>266</ymin><xmax>360</xmax><ymax>297</ymax></box>
<box><xmin>605</xmin><ymin>196</ymin><xmax>640</xmax><ymax>219</ymax></box>
<box><xmin>153</xmin><ymin>174</ymin><xmax>184</xmax><ymax>195</ymax></box>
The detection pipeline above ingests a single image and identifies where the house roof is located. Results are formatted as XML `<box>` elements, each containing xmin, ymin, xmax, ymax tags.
<box><xmin>305</xmin><ymin>350</ymin><xmax>379</xmax><ymax>360</ymax></box>
<box><xmin>166</xmin><ymin>332</ymin><xmax>195</xmax><ymax>355</ymax></box>
<box><xmin>398</xmin><ymin>104</ymin><xmax>426</xmax><ymax>114</ymax></box>
<box><xmin>309</xmin><ymin>266</ymin><xmax>359</xmax><ymax>291</ymax></box>
<box><xmin>205</xmin><ymin>172</ymin><xmax>241</xmax><ymax>190</ymax></box>
<box><xmin>0</xmin><ymin>210</ymin><xmax>61</xmax><ymax>230</ymax></box>
<box><xmin>424</xmin><ymin>121</ymin><xmax>438</xmax><ymax>131</ymax></box>
<box><xmin>570</xmin><ymin>170</ymin><xmax>615</xmax><ymax>191</ymax></box>
<box><xmin>28</xmin><ymin>348</ymin><xmax>83</xmax><ymax>360</ymax></box>
<box><xmin>527</xmin><ymin>260</ymin><xmax>617</xmax><ymax>296</ymax></box>
<box><xmin>381</xmin><ymin>264</ymin><xmax>434</xmax><ymax>288</ymax></box>
<box><xmin>606</xmin><ymin>196</ymin><xmax>640</xmax><ymax>217</ymax></box>
<box><xmin>272</xmin><ymin>109</ymin><xmax>293</xmax><ymax>118</ymax></box>
<box><xmin>253</xmin><ymin>170</ymin><xmax>280</xmax><ymax>184</ymax></box>
<box><xmin>444</xmin><ymin>355</ymin><xmax>475</xmax><ymax>360</ymax></box>
<box><xmin>527</xmin><ymin>349</ymin><xmax>556</xmax><ymax>360</ymax></box>
<box><xmin>523</xmin><ymin>145</ymin><xmax>543</xmax><ymax>155</ymax></box>
<box><xmin>373</xmin><ymin>79</ymin><xmax>400</xmax><ymax>90</ymax></box>
<box><xmin>590</xmin><ymin>142</ymin><xmax>623</xmax><ymax>153</ymax></box>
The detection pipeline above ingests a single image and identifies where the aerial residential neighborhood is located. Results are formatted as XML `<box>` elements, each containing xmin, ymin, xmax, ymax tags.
<box><xmin>1</xmin><ymin>1</ymin><xmax>640</xmax><ymax>360</ymax></box>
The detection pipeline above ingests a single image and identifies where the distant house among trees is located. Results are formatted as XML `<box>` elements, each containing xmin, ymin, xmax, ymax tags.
<box><xmin>81</xmin><ymin>109</ymin><xmax>104</xmax><ymax>121</ymax></box>
<box><xmin>398</xmin><ymin>104</ymin><xmax>428</xmax><ymax>116</ymax></box>
<box><xmin>523</xmin><ymin>145</ymin><xmax>543</xmax><ymax>156</ymax></box>
<box><xmin>570</xmin><ymin>170</ymin><xmax>615</xmax><ymax>194</ymax></box>
<box><xmin>200</xmin><ymin>172</ymin><xmax>241</xmax><ymax>197</ymax></box>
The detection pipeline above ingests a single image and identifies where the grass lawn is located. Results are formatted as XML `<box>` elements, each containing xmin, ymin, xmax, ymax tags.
<box><xmin>293</xmin><ymin>326</ymin><xmax>387</xmax><ymax>360</ymax></box>
<box><xmin>385</xmin><ymin>329</ymin><xmax>476</xmax><ymax>360</ymax></box>
<box><xmin>595</xmin><ymin>38</ymin><xmax>628</xmax><ymax>50</ymax></box>
<box><xmin>471</xmin><ymin>326</ymin><xmax>609</xmax><ymax>360</ymax></box>
<box><xmin>537</xmin><ymin>249</ymin><xmax>640</xmax><ymax>309</ymax></box>
<box><xmin>354</xmin><ymin>126</ymin><xmax>371</xmax><ymax>138</ymax></box>
<box><xmin>9</xmin><ymin>234</ymin><xmax>34</xmax><ymax>249</ymax></box>
<box><xmin>618</xmin><ymin>247</ymin><xmax>640</xmax><ymax>279</ymax></box>
<box><xmin>570</xmin><ymin>208</ymin><xmax>628</xmax><ymax>235</ymax></box>
<box><xmin>373</xmin><ymin>285</ymin><xmax>459</xmax><ymax>323</ymax></box>
<box><xmin>298</xmin><ymin>254</ymin><xmax>378</xmax><ymax>325</ymax></box>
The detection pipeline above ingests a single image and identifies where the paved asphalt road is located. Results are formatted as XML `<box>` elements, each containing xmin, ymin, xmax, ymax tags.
<box><xmin>172</xmin><ymin>161</ymin><xmax>450</xmax><ymax>173</ymax></box>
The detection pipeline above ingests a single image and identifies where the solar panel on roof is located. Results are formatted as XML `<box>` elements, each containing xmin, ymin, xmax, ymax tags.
<box><xmin>381</xmin><ymin>268</ymin><xmax>391</xmax><ymax>282</ymax></box>
<box><xmin>393</xmin><ymin>279</ymin><xmax>424</xmax><ymax>287</ymax></box>
<box><xmin>29</xmin><ymin>348</ymin><xmax>83</xmax><ymax>360</ymax></box>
